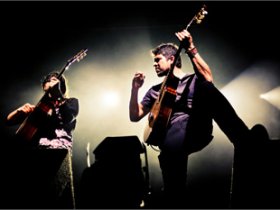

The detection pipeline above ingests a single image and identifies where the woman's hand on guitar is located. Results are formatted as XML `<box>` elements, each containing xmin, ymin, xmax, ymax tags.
<box><xmin>43</xmin><ymin>76</ymin><xmax>63</xmax><ymax>100</ymax></box>
<box><xmin>6</xmin><ymin>103</ymin><xmax>35</xmax><ymax>126</ymax></box>
<box><xmin>49</xmin><ymin>82</ymin><xmax>63</xmax><ymax>100</ymax></box>
<box><xmin>43</xmin><ymin>76</ymin><xmax>60</xmax><ymax>91</ymax></box>
<box><xmin>17</xmin><ymin>103</ymin><xmax>35</xmax><ymax>114</ymax></box>
<box><xmin>132</xmin><ymin>72</ymin><xmax>145</xmax><ymax>90</ymax></box>
<box><xmin>175</xmin><ymin>29</ymin><xmax>195</xmax><ymax>51</ymax></box>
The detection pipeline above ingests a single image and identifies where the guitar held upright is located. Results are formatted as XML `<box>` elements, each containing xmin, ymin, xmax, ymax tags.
<box><xmin>143</xmin><ymin>5</ymin><xmax>208</xmax><ymax>146</ymax></box>
<box><xmin>15</xmin><ymin>49</ymin><xmax>88</xmax><ymax>144</ymax></box>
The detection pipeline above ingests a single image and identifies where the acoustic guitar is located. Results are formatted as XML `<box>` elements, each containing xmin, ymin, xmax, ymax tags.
<box><xmin>143</xmin><ymin>5</ymin><xmax>208</xmax><ymax>146</ymax></box>
<box><xmin>15</xmin><ymin>49</ymin><xmax>88</xmax><ymax>144</ymax></box>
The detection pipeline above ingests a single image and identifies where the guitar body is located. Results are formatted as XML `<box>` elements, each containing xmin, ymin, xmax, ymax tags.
<box><xmin>143</xmin><ymin>77</ymin><xmax>178</xmax><ymax>146</ymax></box>
<box><xmin>16</xmin><ymin>98</ymin><xmax>53</xmax><ymax>143</ymax></box>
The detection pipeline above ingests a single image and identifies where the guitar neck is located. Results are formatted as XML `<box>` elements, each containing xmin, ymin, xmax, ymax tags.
<box><xmin>159</xmin><ymin>5</ymin><xmax>208</xmax><ymax>97</ymax></box>
<box><xmin>56</xmin><ymin>66</ymin><xmax>67</xmax><ymax>80</ymax></box>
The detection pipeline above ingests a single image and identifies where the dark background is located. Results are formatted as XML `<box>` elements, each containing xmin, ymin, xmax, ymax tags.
<box><xmin>1</xmin><ymin>1</ymin><xmax>280</xmax><ymax>76</ymax></box>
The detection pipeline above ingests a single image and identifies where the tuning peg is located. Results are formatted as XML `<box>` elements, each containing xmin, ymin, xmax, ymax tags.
<box><xmin>200</xmin><ymin>5</ymin><xmax>208</xmax><ymax>16</ymax></box>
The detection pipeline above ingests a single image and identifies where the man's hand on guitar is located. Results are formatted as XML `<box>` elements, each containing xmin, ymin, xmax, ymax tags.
<box><xmin>175</xmin><ymin>29</ymin><xmax>195</xmax><ymax>51</ymax></box>
<box><xmin>132</xmin><ymin>72</ymin><xmax>145</xmax><ymax>90</ymax></box>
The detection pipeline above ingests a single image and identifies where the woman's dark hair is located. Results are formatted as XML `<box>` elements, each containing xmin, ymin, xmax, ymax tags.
<box><xmin>41</xmin><ymin>72</ymin><xmax>67</xmax><ymax>95</ymax></box>
<box><xmin>151</xmin><ymin>43</ymin><xmax>182</xmax><ymax>68</ymax></box>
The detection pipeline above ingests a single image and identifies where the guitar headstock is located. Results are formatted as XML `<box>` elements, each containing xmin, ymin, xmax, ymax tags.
<box><xmin>194</xmin><ymin>5</ymin><xmax>208</xmax><ymax>24</ymax></box>
<box><xmin>66</xmin><ymin>48</ymin><xmax>88</xmax><ymax>70</ymax></box>
<box><xmin>186</xmin><ymin>4</ymin><xmax>208</xmax><ymax>30</ymax></box>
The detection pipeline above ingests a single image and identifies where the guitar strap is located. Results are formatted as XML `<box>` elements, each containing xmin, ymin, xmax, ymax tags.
<box><xmin>173</xmin><ymin>73</ymin><xmax>196</xmax><ymax>114</ymax></box>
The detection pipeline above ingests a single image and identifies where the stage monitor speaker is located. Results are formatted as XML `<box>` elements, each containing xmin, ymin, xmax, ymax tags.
<box><xmin>79</xmin><ymin>135</ymin><xmax>148</xmax><ymax>208</ymax></box>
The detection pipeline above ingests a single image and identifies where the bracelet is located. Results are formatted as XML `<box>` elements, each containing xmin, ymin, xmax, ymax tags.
<box><xmin>186</xmin><ymin>47</ymin><xmax>198</xmax><ymax>58</ymax></box>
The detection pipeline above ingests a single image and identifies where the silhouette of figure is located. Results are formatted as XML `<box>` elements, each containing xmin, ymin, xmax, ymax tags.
<box><xmin>231</xmin><ymin>123</ymin><xmax>280</xmax><ymax>208</ymax></box>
